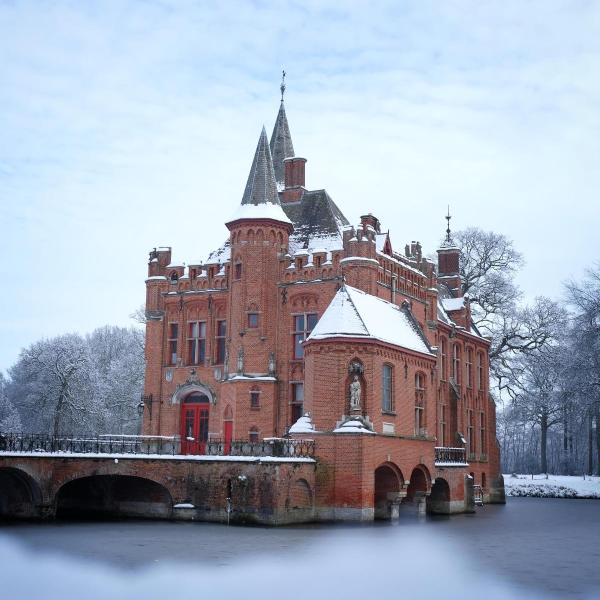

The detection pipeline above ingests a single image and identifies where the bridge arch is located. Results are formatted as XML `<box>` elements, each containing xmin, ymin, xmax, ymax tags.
<box><xmin>427</xmin><ymin>477</ymin><xmax>451</xmax><ymax>514</ymax></box>
<box><xmin>55</xmin><ymin>474</ymin><xmax>173</xmax><ymax>519</ymax></box>
<box><xmin>0</xmin><ymin>467</ymin><xmax>42</xmax><ymax>519</ymax></box>
<box><xmin>374</xmin><ymin>462</ymin><xmax>404</xmax><ymax>520</ymax></box>
<box><xmin>406</xmin><ymin>464</ymin><xmax>431</xmax><ymax>501</ymax></box>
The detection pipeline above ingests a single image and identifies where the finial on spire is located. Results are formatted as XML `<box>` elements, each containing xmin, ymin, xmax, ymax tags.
<box><xmin>445</xmin><ymin>205</ymin><xmax>452</xmax><ymax>243</ymax></box>
<box><xmin>280</xmin><ymin>69</ymin><xmax>286</xmax><ymax>102</ymax></box>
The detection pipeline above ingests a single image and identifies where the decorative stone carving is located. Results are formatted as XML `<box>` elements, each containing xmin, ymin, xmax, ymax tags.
<box><xmin>349</xmin><ymin>375</ymin><xmax>362</xmax><ymax>410</ymax></box>
<box><xmin>268</xmin><ymin>352</ymin><xmax>276</xmax><ymax>376</ymax></box>
<box><xmin>237</xmin><ymin>347</ymin><xmax>244</xmax><ymax>374</ymax></box>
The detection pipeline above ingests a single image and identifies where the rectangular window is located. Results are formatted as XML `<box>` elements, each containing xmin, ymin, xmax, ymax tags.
<box><xmin>167</xmin><ymin>323</ymin><xmax>178</xmax><ymax>365</ymax></box>
<box><xmin>290</xmin><ymin>382</ymin><xmax>304</xmax><ymax>423</ymax></box>
<box><xmin>467</xmin><ymin>410</ymin><xmax>475</xmax><ymax>456</ymax></box>
<box><xmin>466</xmin><ymin>348</ymin><xmax>473</xmax><ymax>389</ymax></box>
<box><xmin>440</xmin><ymin>404</ymin><xmax>446</xmax><ymax>447</ymax></box>
<box><xmin>479</xmin><ymin>412</ymin><xmax>486</xmax><ymax>454</ymax></box>
<box><xmin>187</xmin><ymin>321</ymin><xmax>206</xmax><ymax>365</ymax></box>
<box><xmin>452</xmin><ymin>344</ymin><xmax>461</xmax><ymax>384</ymax></box>
<box><xmin>247</xmin><ymin>313</ymin><xmax>259</xmax><ymax>328</ymax></box>
<box><xmin>235</xmin><ymin>263</ymin><xmax>242</xmax><ymax>279</ymax></box>
<box><xmin>215</xmin><ymin>320</ymin><xmax>227</xmax><ymax>364</ymax></box>
<box><xmin>478</xmin><ymin>353</ymin><xmax>485</xmax><ymax>391</ymax></box>
<box><xmin>293</xmin><ymin>313</ymin><xmax>318</xmax><ymax>359</ymax></box>
<box><xmin>382</xmin><ymin>364</ymin><xmax>393</xmax><ymax>412</ymax></box>
<box><xmin>250</xmin><ymin>390</ymin><xmax>260</xmax><ymax>409</ymax></box>
<box><xmin>440</xmin><ymin>338</ymin><xmax>447</xmax><ymax>381</ymax></box>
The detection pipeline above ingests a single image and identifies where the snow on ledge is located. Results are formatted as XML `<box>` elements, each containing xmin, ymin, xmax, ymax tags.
<box><xmin>333</xmin><ymin>419</ymin><xmax>375</xmax><ymax>434</ymax></box>
<box><xmin>173</xmin><ymin>503</ymin><xmax>195</xmax><ymax>509</ymax></box>
<box><xmin>227</xmin><ymin>202</ymin><xmax>292</xmax><ymax>225</ymax></box>
<box><xmin>289</xmin><ymin>413</ymin><xmax>317</xmax><ymax>434</ymax></box>
<box><xmin>0</xmin><ymin>452</ymin><xmax>315</xmax><ymax>464</ymax></box>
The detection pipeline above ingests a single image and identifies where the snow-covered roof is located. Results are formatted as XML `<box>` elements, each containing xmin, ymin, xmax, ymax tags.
<box><xmin>441</xmin><ymin>297</ymin><xmax>465</xmax><ymax>312</ymax></box>
<box><xmin>307</xmin><ymin>285</ymin><xmax>433</xmax><ymax>356</ymax></box>
<box><xmin>332</xmin><ymin>419</ymin><xmax>375</xmax><ymax>434</ymax></box>
<box><xmin>289</xmin><ymin>414</ymin><xmax>317</xmax><ymax>434</ymax></box>
<box><xmin>227</xmin><ymin>201</ymin><xmax>292</xmax><ymax>225</ymax></box>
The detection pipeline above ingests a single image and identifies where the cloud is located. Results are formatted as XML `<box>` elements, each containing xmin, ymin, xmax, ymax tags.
<box><xmin>1</xmin><ymin>0</ymin><xmax>599</xmax><ymax>368</ymax></box>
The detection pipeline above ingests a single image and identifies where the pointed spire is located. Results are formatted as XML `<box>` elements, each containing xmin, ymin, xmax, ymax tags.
<box><xmin>270</xmin><ymin>76</ymin><xmax>295</xmax><ymax>187</ymax></box>
<box><xmin>445</xmin><ymin>205</ymin><xmax>452</xmax><ymax>244</ymax></box>
<box><xmin>241</xmin><ymin>126</ymin><xmax>279</xmax><ymax>206</ymax></box>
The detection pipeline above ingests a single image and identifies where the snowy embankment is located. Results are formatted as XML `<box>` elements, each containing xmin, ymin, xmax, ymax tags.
<box><xmin>504</xmin><ymin>474</ymin><xmax>600</xmax><ymax>499</ymax></box>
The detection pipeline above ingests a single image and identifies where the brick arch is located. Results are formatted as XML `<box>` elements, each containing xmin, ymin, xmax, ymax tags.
<box><xmin>427</xmin><ymin>477</ymin><xmax>451</xmax><ymax>514</ymax></box>
<box><xmin>374</xmin><ymin>462</ymin><xmax>403</xmax><ymax>520</ymax></box>
<box><xmin>171</xmin><ymin>382</ymin><xmax>216</xmax><ymax>405</ymax></box>
<box><xmin>406</xmin><ymin>464</ymin><xmax>431</xmax><ymax>500</ymax></box>
<box><xmin>54</xmin><ymin>474</ymin><xmax>173</xmax><ymax>519</ymax></box>
<box><xmin>286</xmin><ymin>478</ymin><xmax>313</xmax><ymax>510</ymax></box>
<box><xmin>0</xmin><ymin>467</ymin><xmax>43</xmax><ymax>518</ymax></box>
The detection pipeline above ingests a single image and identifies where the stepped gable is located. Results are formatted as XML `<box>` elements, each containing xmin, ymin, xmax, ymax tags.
<box><xmin>270</xmin><ymin>101</ymin><xmax>295</xmax><ymax>187</ymax></box>
<box><xmin>282</xmin><ymin>189</ymin><xmax>349</xmax><ymax>253</ymax></box>
<box><xmin>308</xmin><ymin>284</ymin><xmax>434</xmax><ymax>356</ymax></box>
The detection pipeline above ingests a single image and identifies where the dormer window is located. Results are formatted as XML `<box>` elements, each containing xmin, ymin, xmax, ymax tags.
<box><xmin>170</xmin><ymin>271</ymin><xmax>179</xmax><ymax>283</ymax></box>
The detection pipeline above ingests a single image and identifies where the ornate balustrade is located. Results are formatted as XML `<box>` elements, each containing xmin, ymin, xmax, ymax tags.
<box><xmin>434</xmin><ymin>446</ymin><xmax>468</xmax><ymax>466</ymax></box>
<box><xmin>0</xmin><ymin>432</ymin><xmax>315</xmax><ymax>459</ymax></box>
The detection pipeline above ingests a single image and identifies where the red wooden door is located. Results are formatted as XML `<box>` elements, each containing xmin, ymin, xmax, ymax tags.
<box><xmin>181</xmin><ymin>393</ymin><xmax>210</xmax><ymax>455</ymax></box>
<box><xmin>223</xmin><ymin>420</ymin><xmax>233</xmax><ymax>455</ymax></box>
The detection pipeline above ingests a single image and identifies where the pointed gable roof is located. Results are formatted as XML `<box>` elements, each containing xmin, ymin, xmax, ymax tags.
<box><xmin>270</xmin><ymin>101</ymin><xmax>295</xmax><ymax>186</ymax></box>
<box><xmin>308</xmin><ymin>285</ymin><xmax>434</xmax><ymax>356</ymax></box>
<box><xmin>242</xmin><ymin>126</ymin><xmax>279</xmax><ymax>206</ymax></box>
<box><xmin>227</xmin><ymin>127</ymin><xmax>292</xmax><ymax>226</ymax></box>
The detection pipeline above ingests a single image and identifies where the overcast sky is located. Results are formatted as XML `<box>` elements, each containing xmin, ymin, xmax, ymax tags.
<box><xmin>1</xmin><ymin>0</ymin><xmax>599</xmax><ymax>371</ymax></box>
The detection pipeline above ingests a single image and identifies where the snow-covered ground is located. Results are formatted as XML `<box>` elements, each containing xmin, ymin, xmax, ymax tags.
<box><xmin>503</xmin><ymin>474</ymin><xmax>600</xmax><ymax>499</ymax></box>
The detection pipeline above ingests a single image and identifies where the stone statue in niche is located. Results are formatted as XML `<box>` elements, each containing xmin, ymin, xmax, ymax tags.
<box><xmin>349</xmin><ymin>375</ymin><xmax>362</xmax><ymax>410</ymax></box>
<box><xmin>237</xmin><ymin>347</ymin><xmax>244</xmax><ymax>374</ymax></box>
<box><xmin>268</xmin><ymin>352</ymin><xmax>276</xmax><ymax>376</ymax></box>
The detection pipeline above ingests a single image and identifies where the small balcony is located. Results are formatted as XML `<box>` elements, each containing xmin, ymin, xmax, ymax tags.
<box><xmin>435</xmin><ymin>446</ymin><xmax>468</xmax><ymax>466</ymax></box>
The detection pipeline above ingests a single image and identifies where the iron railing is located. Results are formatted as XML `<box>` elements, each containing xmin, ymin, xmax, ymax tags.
<box><xmin>434</xmin><ymin>446</ymin><xmax>468</xmax><ymax>465</ymax></box>
<box><xmin>0</xmin><ymin>433</ymin><xmax>315</xmax><ymax>459</ymax></box>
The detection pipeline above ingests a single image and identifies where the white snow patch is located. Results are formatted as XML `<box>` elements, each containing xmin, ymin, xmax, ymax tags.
<box><xmin>503</xmin><ymin>474</ymin><xmax>600</xmax><ymax>499</ymax></box>
<box><xmin>289</xmin><ymin>414</ymin><xmax>317</xmax><ymax>434</ymax></box>
<box><xmin>441</xmin><ymin>297</ymin><xmax>465</xmax><ymax>312</ymax></box>
<box><xmin>308</xmin><ymin>285</ymin><xmax>433</xmax><ymax>356</ymax></box>
<box><xmin>227</xmin><ymin>202</ymin><xmax>292</xmax><ymax>225</ymax></box>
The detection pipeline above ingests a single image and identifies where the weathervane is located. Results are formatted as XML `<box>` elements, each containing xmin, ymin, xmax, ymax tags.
<box><xmin>280</xmin><ymin>69</ymin><xmax>286</xmax><ymax>102</ymax></box>
<box><xmin>445</xmin><ymin>205</ymin><xmax>452</xmax><ymax>243</ymax></box>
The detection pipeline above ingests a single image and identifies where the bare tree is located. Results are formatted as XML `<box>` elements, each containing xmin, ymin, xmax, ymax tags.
<box><xmin>0</xmin><ymin>372</ymin><xmax>21</xmax><ymax>432</ymax></box>
<box><xmin>455</xmin><ymin>228</ymin><xmax>566</xmax><ymax>396</ymax></box>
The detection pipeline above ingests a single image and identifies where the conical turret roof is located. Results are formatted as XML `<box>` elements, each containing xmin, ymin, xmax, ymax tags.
<box><xmin>227</xmin><ymin>127</ymin><xmax>292</xmax><ymax>226</ymax></box>
<box><xmin>270</xmin><ymin>101</ymin><xmax>295</xmax><ymax>186</ymax></box>
<box><xmin>241</xmin><ymin>126</ymin><xmax>280</xmax><ymax>206</ymax></box>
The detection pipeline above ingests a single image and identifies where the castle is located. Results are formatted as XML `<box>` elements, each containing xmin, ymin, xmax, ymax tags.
<box><xmin>142</xmin><ymin>85</ymin><xmax>505</xmax><ymax>521</ymax></box>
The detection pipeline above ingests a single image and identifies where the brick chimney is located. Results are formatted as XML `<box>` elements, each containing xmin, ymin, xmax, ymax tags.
<box><xmin>281</xmin><ymin>157</ymin><xmax>306</xmax><ymax>203</ymax></box>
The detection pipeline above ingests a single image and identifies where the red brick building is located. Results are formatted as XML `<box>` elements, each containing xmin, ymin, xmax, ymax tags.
<box><xmin>142</xmin><ymin>93</ymin><xmax>505</xmax><ymax>520</ymax></box>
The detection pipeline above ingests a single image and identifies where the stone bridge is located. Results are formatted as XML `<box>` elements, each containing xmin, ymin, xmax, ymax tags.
<box><xmin>0</xmin><ymin>452</ymin><xmax>317</xmax><ymax>525</ymax></box>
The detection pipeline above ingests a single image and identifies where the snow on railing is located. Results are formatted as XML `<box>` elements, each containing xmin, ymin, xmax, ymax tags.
<box><xmin>434</xmin><ymin>446</ymin><xmax>468</xmax><ymax>466</ymax></box>
<box><xmin>0</xmin><ymin>433</ymin><xmax>315</xmax><ymax>459</ymax></box>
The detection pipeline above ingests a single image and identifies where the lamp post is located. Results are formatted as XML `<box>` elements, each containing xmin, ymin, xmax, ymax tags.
<box><xmin>137</xmin><ymin>400</ymin><xmax>145</xmax><ymax>435</ymax></box>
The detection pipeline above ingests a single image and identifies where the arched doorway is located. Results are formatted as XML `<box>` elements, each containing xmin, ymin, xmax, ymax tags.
<box><xmin>0</xmin><ymin>468</ymin><xmax>42</xmax><ymax>519</ymax></box>
<box><xmin>374</xmin><ymin>463</ymin><xmax>403</xmax><ymax>520</ymax></box>
<box><xmin>181</xmin><ymin>391</ymin><xmax>210</xmax><ymax>454</ymax></box>
<box><xmin>56</xmin><ymin>475</ymin><xmax>172</xmax><ymax>519</ymax></box>
<box><xmin>427</xmin><ymin>478</ymin><xmax>451</xmax><ymax>514</ymax></box>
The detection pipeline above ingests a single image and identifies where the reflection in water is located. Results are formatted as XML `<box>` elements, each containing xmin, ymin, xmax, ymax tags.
<box><xmin>1</xmin><ymin>498</ymin><xmax>599</xmax><ymax>600</ymax></box>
